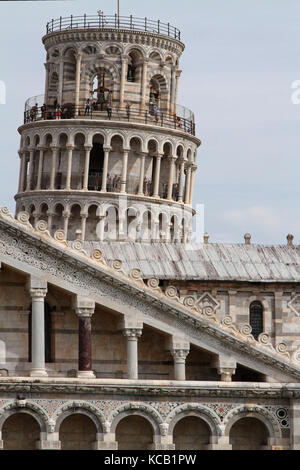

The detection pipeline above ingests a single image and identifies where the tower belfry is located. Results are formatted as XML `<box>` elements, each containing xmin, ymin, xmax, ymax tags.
<box><xmin>17</xmin><ymin>12</ymin><xmax>200</xmax><ymax>243</ymax></box>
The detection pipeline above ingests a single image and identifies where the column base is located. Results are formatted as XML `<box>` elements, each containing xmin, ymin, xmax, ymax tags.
<box><xmin>206</xmin><ymin>444</ymin><xmax>232</xmax><ymax>450</ymax></box>
<box><xmin>30</xmin><ymin>369</ymin><xmax>48</xmax><ymax>377</ymax></box>
<box><xmin>37</xmin><ymin>440</ymin><xmax>61</xmax><ymax>450</ymax></box>
<box><xmin>77</xmin><ymin>370</ymin><xmax>96</xmax><ymax>379</ymax></box>
<box><xmin>94</xmin><ymin>441</ymin><xmax>118</xmax><ymax>450</ymax></box>
<box><xmin>149</xmin><ymin>444</ymin><xmax>175</xmax><ymax>450</ymax></box>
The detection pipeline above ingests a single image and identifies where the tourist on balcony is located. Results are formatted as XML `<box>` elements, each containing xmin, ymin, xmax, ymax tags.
<box><xmin>41</xmin><ymin>104</ymin><xmax>46</xmax><ymax>120</ymax></box>
<box><xmin>30</xmin><ymin>103</ymin><xmax>38</xmax><ymax>122</ymax></box>
<box><xmin>84</xmin><ymin>99</ymin><xmax>91</xmax><ymax>116</ymax></box>
<box><xmin>107</xmin><ymin>103</ymin><xmax>112</xmax><ymax>119</ymax></box>
<box><xmin>55</xmin><ymin>106</ymin><xmax>62</xmax><ymax>120</ymax></box>
<box><xmin>154</xmin><ymin>105</ymin><xmax>159</xmax><ymax>122</ymax></box>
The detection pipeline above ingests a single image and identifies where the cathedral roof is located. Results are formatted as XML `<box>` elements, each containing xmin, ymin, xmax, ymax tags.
<box><xmin>82</xmin><ymin>241</ymin><xmax>300</xmax><ymax>283</ymax></box>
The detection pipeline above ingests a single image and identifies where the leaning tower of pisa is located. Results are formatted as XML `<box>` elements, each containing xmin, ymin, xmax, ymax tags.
<box><xmin>16</xmin><ymin>12</ymin><xmax>200</xmax><ymax>244</ymax></box>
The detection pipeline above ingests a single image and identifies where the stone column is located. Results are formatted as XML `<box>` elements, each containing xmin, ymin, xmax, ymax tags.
<box><xmin>58</xmin><ymin>59</ymin><xmax>64</xmax><ymax>106</ymax></box>
<box><xmin>75</xmin><ymin>297</ymin><xmax>95</xmax><ymax>379</ymax></box>
<box><xmin>141</xmin><ymin>58</ymin><xmax>149</xmax><ymax>110</ymax></box>
<box><xmin>120</xmin><ymin>55</ymin><xmax>128</xmax><ymax>108</ymax></box>
<box><xmin>44</xmin><ymin>62</ymin><xmax>50</xmax><ymax>105</ymax></box>
<box><xmin>153</xmin><ymin>154</ymin><xmax>162</xmax><ymax>198</ymax></box>
<box><xmin>174</xmin><ymin>70</ymin><xmax>182</xmax><ymax>111</ymax></box>
<box><xmin>50</xmin><ymin>147</ymin><xmax>59</xmax><ymax>190</ymax></box>
<box><xmin>36</xmin><ymin>147</ymin><xmax>45</xmax><ymax>190</ymax></box>
<box><xmin>120</xmin><ymin>149</ymin><xmax>129</xmax><ymax>194</ymax></box>
<box><xmin>213</xmin><ymin>355</ymin><xmax>236</xmax><ymax>382</ymax></box>
<box><xmin>184</xmin><ymin>164</ymin><xmax>192</xmax><ymax>204</ymax></box>
<box><xmin>47</xmin><ymin>211</ymin><xmax>54</xmax><ymax>232</ymax></box>
<box><xmin>80</xmin><ymin>212</ymin><xmax>88</xmax><ymax>241</ymax></box>
<box><xmin>274</xmin><ymin>291</ymin><xmax>283</xmax><ymax>344</ymax></box>
<box><xmin>75</xmin><ymin>53</ymin><xmax>82</xmax><ymax>114</ymax></box>
<box><xmin>167</xmin><ymin>156</ymin><xmax>176</xmax><ymax>200</ymax></box>
<box><xmin>83</xmin><ymin>145</ymin><xmax>92</xmax><ymax>191</ymax></box>
<box><xmin>18</xmin><ymin>151</ymin><xmax>26</xmax><ymax>193</ymax></box>
<box><xmin>63</xmin><ymin>210</ymin><xmax>70</xmax><ymax>238</ymax></box>
<box><xmin>101</xmin><ymin>147</ymin><xmax>111</xmax><ymax>193</ymax></box>
<box><xmin>170</xmin><ymin>67</ymin><xmax>177</xmax><ymax>115</ymax></box>
<box><xmin>177</xmin><ymin>159</ymin><xmax>185</xmax><ymax>203</ymax></box>
<box><xmin>189</xmin><ymin>164</ymin><xmax>197</xmax><ymax>205</ymax></box>
<box><xmin>65</xmin><ymin>145</ymin><xmax>74</xmax><ymax>190</ymax></box>
<box><xmin>26</xmin><ymin>148</ymin><xmax>35</xmax><ymax>192</ymax></box>
<box><xmin>138</xmin><ymin>153</ymin><xmax>147</xmax><ymax>196</ymax></box>
<box><xmin>289</xmin><ymin>398</ymin><xmax>300</xmax><ymax>450</ymax></box>
<box><xmin>121</xmin><ymin>318</ymin><xmax>143</xmax><ymax>380</ymax></box>
<box><xmin>28</xmin><ymin>277</ymin><xmax>48</xmax><ymax>377</ymax></box>
<box><xmin>167</xmin><ymin>337</ymin><xmax>190</xmax><ymax>381</ymax></box>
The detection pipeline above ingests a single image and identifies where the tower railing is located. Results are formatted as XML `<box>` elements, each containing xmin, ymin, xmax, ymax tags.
<box><xmin>24</xmin><ymin>104</ymin><xmax>196</xmax><ymax>136</ymax></box>
<box><xmin>45</xmin><ymin>15</ymin><xmax>181</xmax><ymax>41</ymax></box>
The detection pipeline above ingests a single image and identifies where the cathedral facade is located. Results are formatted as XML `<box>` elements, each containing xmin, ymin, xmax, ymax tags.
<box><xmin>0</xmin><ymin>12</ymin><xmax>300</xmax><ymax>450</ymax></box>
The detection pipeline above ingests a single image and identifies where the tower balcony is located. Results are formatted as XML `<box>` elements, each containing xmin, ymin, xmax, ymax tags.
<box><xmin>45</xmin><ymin>14</ymin><xmax>181</xmax><ymax>41</ymax></box>
<box><xmin>24</xmin><ymin>96</ymin><xmax>196</xmax><ymax>136</ymax></box>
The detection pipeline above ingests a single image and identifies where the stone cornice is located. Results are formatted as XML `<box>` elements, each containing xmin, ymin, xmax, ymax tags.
<box><xmin>0</xmin><ymin>377</ymin><xmax>298</xmax><ymax>399</ymax></box>
<box><xmin>1</xmin><ymin>208</ymin><xmax>300</xmax><ymax>382</ymax></box>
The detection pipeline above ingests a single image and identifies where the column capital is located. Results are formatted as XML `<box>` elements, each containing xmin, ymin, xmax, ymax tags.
<box><xmin>123</xmin><ymin>328</ymin><xmax>143</xmax><ymax>339</ymax></box>
<box><xmin>217</xmin><ymin>367</ymin><xmax>236</xmax><ymax>382</ymax></box>
<box><xmin>103</xmin><ymin>146</ymin><xmax>112</xmax><ymax>153</ymax></box>
<box><xmin>27</xmin><ymin>276</ymin><xmax>47</xmax><ymax>298</ymax></box>
<box><xmin>84</xmin><ymin>145</ymin><xmax>92</xmax><ymax>151</ymax></box>
<box><xmin>74</xmin><ymin>296</ymin><xmax>95</xmax><ymax>318</ymax></box>
<box><xmin>80</xmin><ymin>212</ymin><xmax>88</xmax><ymax>219</ymax></box>
<box><xmin>63</xmin><ymin>210</ymin><xmax>70</xmax><ymax>218</ymax></box>
<box><xmin>170</xmin><ymin>348</ymin><xmax>189</xmax><ymax>362</ymax></box>
<box><xmin>66</xmin><ymin>144</ymin><xmax>75</xmax><ymax>150</ymax></box>
<box><xmin>166</xmin><ymin>336</ymin><xmax>190</xmax><ymax>355</ymax></box>
<box><xmin>123</xmin><ymin>148</ymin><xmax>131</xmax><ymax>153</ymax></box>
<box><xmin>121</xmin><ymin>54</ymin><xmax>129</xmax><ymax>62</ymax></box>
<box><xmin>50</xmin><ymin>146</ymin><xmax>60</xmax><ymax>152</ymax></box>
<box><xmin>37</xmin><ymin>145</ymin><xmax>47</xmax><ymax>151</ymax></box>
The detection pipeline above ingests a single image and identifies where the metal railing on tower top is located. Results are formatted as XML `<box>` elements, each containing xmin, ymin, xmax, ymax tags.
<box><xmin>45</xmin><ymin>14</ymin><xmax>181</xmax><ymax>41</ymax></box>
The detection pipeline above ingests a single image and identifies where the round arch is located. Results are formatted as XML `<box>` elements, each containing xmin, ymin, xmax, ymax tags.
<box><xmin>224</xmin><ymin>406</ymin><xmax>281</xmax><ymax>440</ymax></box>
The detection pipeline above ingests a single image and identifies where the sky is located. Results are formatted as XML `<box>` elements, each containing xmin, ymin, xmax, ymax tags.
<box><xmin>0</xmin><ymin>0</ymin><xmax>299</xmax><ymax>245</ymax></box>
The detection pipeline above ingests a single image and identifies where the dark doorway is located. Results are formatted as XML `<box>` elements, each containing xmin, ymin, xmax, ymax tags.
<box><xmin>88</xmin><ymin>143</ymin><xmax>104</xmax><ymax>191</ymax></box>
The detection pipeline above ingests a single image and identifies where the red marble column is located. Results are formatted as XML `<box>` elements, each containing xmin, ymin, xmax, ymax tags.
<box><xmin>75</xmin><ymin>298</ymin><xmax>95</xmax><ymax>379</ymax></box>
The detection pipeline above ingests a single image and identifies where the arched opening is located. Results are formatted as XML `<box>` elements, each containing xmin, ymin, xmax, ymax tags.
<box><xmin>116</xmin><ymin>415</ymin><xmax>154</xmax><ymax>450</ymax></box>
<box><xmin>108</xmin><ymin>135</ymin><xmax>124</xmax><ymax>193</ymax></box>
<box><xmin>86</xmin><ymin>205</ymin><xmax>99</xmax><ymax>241</ymax></box>
<box><xmin>52</xmin><ymin>203</ymin><xmax>64</xmax><ymax>233</ymax></box>
<box><xmin>229</xmin><ymin>417</ymin><xmax>269</xmax><ymax>450</ymax></box>
<box><xmin>127</xmin><ymin>50</ymin><xmax>143</xmax><ymax>83</ymax></box>
<box><xmin>73</xmin><ymin>133</ymin><xmax>86</xmax><ymax>190</ymax></box>
<box><xmin>2</xmin><ymin>413</ymin><xmax>40</xmax><ymax>450</ymax></box>
<box><xmin>88</xmin><ymin>135</ymin><xmax>105</xmax><ymax>191</ymax></box>
<box><xmin>159</xmin><ymin>212</ymin><xmax>169</xmax><ymax>241</ymax></box>
<box><xmin>103</xmin><ymin>206</ymin><xmax>119</xmax><ymax>241</ymax></box>
<box><xmin>28</xmin><ymin>204</ymin><xmax>35</xmax><ymax>226</ymax></box>
<box><xmin>90</xmin><ymin>69</ymin><xmax>113</xmax><ymax>111</ymax></box>
<box><xmin>39</xmin><ymin>203</ymin><xmax>48</xmax><ymax>222</ymax></box>
<box><xmin>61</xmin><ymin>48</ymin><xmax>76</xmax><ymax>107</ymax></box>
<box><xmin>28</xmin><ymin>302</ymin><xmax>53</xmax><ymax>363</ymax></box>
<box><xmin>59</xmin><ymin>413</ymin><xmax>97</xmax><ymax>450</ymax></box>
<box><xmin>41</xmin><ymin>134</ymin><xmax>52</xmax><ymax>189</ymax></box>
<box><xmin>149</xmin><ymin>74</ymin><xmax>168</xmax><ymax>115</ymax></box>
<box><xmin>128</xmin><ymin>137</ymin><xmax>143</xmax><ymax>195</ymax></box>
<box><xmin>141</xmin><ymin>211</ymin><xmax>152</xmax><ymax>242</ymax></box>
<box><xmin>68</xmin><ymin>204</ymin><xmax>82</xmax><ymax>241</ymax></box>
<box><xmin>160</xmin><ymin>143</ymin><xmax>172</xmax><ymax>199</ymax></box>
<box><xmin>173</xmin><ymin>416</ymin><xmax>211</xmax><ymax>450</ymax></box>
<box><xmin>250</xmin><ymin>301</ymin><xmax>264</xmax><ymax>340</ymax></box>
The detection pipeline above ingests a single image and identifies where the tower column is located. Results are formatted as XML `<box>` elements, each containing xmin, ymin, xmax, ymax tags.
<box><xmin>189</xmin><ymin>164</ymin><xmax>197</xmax><ymax>205</ymax></box>
<box><xmin>184</xmin><ymin>164</ymin><xmax>192</xmax><ymax>204</ymax></box>
<box><xmin>101</xmin><ymin>147</ymin><xmax>111</xmax><ymax>193</ymax></box>
<box><xmin>174</xmin><ymin>70</ymin><xmax>182</xmax><ymax>112</ymax></box>
<box><xmin>141</xmin><ymin>58</ymin><xmax>149</xmax><ymax>110</ymax></box>
<box><xmin>120</xmin><ymin>55</ymin><xmax>128</xmax><ymax>108</ymax></box>
<box><xmin>83</xmin><ymin>145</ymin><xmax>92</xmax><ymax>190</ymax></box>
<box><xmin>50</xmin><ymin>146</ymin><xmax>59</xmax><ymax>190</ymax></box>
<box><xmin>75</xmin><ymin>52</ymin><xmax>82</xmax><ymax>114</ymax></box>
<box><xmin>28</xmin><ymin>277</ymin><xmax>48</xmax><ymax>377</ymax></box>
<box><xmin>18</xmin><ymin>151</ymin><xmax>26</xmax><ymax>193</ymax></box>
<box><xmin>153</xmin><ymin>153</ymin><xmax>162</xmax><ymax>198</ymax></box>
<box><xmin>167</xmin><ymin>156</ymin><xmax>176</xmax><ymax>200</ymax></box>
<box><xmin>138</xmin><ymin>152</ymin><xmax>147</xmax><ymax>196</ymax></box>
<box><xmin>178</xmin><ymin>159</ymin><xmax>185</xmax><ymax>203</ymax></box>
<box><xmin>80</xmin><ymin>212</ymin><xmax>88</xmax><ymax>241</ymax></box>
<box><xmin>63</xmin><ymin>210</ymin><xmax>70</xmax><ymax>238</ymax></box>
<box><xmin>120</xmin><ymin>148</ymin><xmax>129</xmax><ymax>194</ymax></box>
<box><xmin>75</xmin><ymin>297</ymin><xmax>95</xmax><ymax>379</ymax></box>
<box><xmin>26</xmin><ymin>148</ymin><xmax>35</xmax><ymax>192</ymax></box>
<box><xmin>65</xmin><ymin>145</ymin><xmax>74</xmax><ymax>190</ymax></box>
<box><xmin>58</xmin><ymin>58</ymin><xmax>64</xmax><ymax>106</ymax></box>
<box><xmin>170</xmin><ymin>66</ymin><xmax>177</xmax><ymax>115</ymax></box>
<box><xmin>36</xmin><ymin>146</ymin><xmax>45</xmax><ymax>190</ymax></box>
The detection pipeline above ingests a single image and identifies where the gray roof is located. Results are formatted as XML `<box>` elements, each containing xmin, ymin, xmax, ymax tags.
<box><xmin>81</xmin><ymin>241</ymin><xmax>300</xmax><ymax>283</ymax></box>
